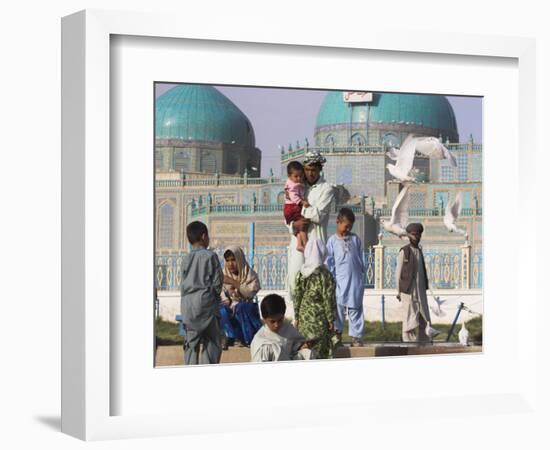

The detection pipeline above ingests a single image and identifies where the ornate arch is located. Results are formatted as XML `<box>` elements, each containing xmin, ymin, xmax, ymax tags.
<box><xmin>351</xmin><ymin>132</ymin><xmax>366</xmax><ymax>146</ymax></box>
<box><xmin>324</xmin><ymin>134</ymin><xmax>336</xmax><ymax>147</ymax></box>
<box><xmin>200</xmin><ymin>150</ymin><xmax>217</xmax><ymax>173</ymax></box>
<box><xmin>157</xmin><ymin>200</ymin><xmax>176</xmax><ymax>249</ymax></box>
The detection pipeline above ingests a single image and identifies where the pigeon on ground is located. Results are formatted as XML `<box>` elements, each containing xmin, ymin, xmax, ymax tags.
<box><xmin>458</xmin><ymin>320</ymin><xmax>469</xmax><ymax>346</ymax></box>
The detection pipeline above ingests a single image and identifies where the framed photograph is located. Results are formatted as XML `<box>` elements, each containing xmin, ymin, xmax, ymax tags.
<box><xmin>62</xmin><ymin>9</ymin><xmax>538</xmax><ymax>441</ymax></box>
<box><xmin>153</xmin><ymin>82</ymin><xmax>483</xmax><ymax>368</ymax></box>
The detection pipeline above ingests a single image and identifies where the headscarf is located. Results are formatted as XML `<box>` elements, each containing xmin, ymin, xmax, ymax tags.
<box><xmin>300</xmin><ymin>239</ymin><xmax>327</xmax><ymax>278</ymax></box>
<box><xmin>405</xmin><ymin>223</ymin><xmax>424</xmax><ymax>233</ymax></box>
<box><xmin>223</xmin><ymin>246</ymin><xmax>260</xmax><ymax>300</ymax></box>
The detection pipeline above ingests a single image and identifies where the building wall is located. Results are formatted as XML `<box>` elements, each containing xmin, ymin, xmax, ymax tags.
<box><xmin>314</xmin><ymin>122</ymin><xmax>458</xmax><ymax>148</ymax></box>
<box><xmin>155</xmin><ymin>140</ymin><xmax>483</xmax><ymax>291</ymax></box>
<box><xmin>155</xmin><ymin>174</ymin><xmax>482</xmax><ymax>256</ymax></box>
<box><xmin>155</xmin><ymin>138</ymin><xmax>261</xmax><ymax>177</ymax></box>
<box><xmin>158</xmin><ymin>289</ymin><xmax>482</xmax><ymax>325</ymax></box>
<box><xmin>155</xmin><ymin>172</ymin><xmax>285</xmax><ymax>253</ymax></box>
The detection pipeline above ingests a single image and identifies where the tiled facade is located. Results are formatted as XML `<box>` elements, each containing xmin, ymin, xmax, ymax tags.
<box><xmin>154</xmin><ymin>88</ymin><xmax>482</xmax><ymax>292</ymax></box>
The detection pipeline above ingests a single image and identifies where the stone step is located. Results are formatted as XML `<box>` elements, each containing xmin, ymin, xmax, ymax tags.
<box><xmin>155</xmin><ymin>343</ymin><xmax>482</xmax><ymax>367</ymax></box>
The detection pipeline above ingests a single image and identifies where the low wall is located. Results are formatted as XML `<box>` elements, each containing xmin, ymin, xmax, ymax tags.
<box><xmin>158</xmin><ymin>289</ymin><xmax>482</xmax><ymax>325</ymax></box>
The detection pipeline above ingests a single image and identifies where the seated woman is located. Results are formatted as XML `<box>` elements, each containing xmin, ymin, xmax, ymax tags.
<box><xmin>219</xmin><ymin>246</ymin><xmax>262</xmax><ymax>349</ymax></box>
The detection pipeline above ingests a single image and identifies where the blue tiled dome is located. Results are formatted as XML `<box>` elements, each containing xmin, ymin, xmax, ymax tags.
<box><xmin>156</xmin><ymin>85</ymin><xmax>256</xmax><ymax>146</ymax></box>
<box><xmin>315</xmin><ymin>91</ymin><xmax>458</xmax><ymax>135</ymax></box>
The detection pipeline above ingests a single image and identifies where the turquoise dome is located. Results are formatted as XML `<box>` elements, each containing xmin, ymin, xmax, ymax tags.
<box><xmin>316</xmin><ymin>92</ymin><xmax>458</xmax><ymax>134</ymax></box>
<box><xmin>156</xmin><ymin>85</ymin><xmax>255</xmax><ymax>146</ymax></box>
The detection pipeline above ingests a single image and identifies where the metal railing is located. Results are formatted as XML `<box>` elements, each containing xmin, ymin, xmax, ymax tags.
<box><xmin>156</xmin><ymin>174</ymin><xmax>280</xmax><ymax>188</ymax></box>
<box><xmin>154</xmin><ymin>245</ymin><xmax>480</xmax><ymax>291</ymax></box>
<box><xmin>191</xmin><ymin>203</ymin><xmax>482</xmax><ymax>218</ymax></box>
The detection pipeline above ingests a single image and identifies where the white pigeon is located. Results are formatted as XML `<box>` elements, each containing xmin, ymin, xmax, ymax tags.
<box><xmin>413</xmin><ymin>136</ymin><xmax>458</xmax><ymax>167</ymax></box>
<box><xmin>429</xmin><ymin>296</ymin><xmax>447</xmax><ymax>317</ymax></box>
<box><xmin>386</xmin><ymin>146</ymin><xmax>400</xmax><ymax>161</ymax></box>
<box><xmin>458</xmin><ymin>320</ymin><xmax>469</xmax><ymax>346</ymax></box>
<box><xmin>425</xmin><ymin>321</ymin><xmax>441</xmax><ymax>339</ymax></box>
<box><xmin>444</xmin><ymin>194</ymin><xmax>467</xmax><ymax>235</ymax></box>
<box><xmin>386</xmin><ymin>134</ymin><xmax>417</xmax><ymax>182</ymax></box>
<box><xmin>382</xmin><ymin>183</ymin><xmax>411</xmax><ymax>238</ymax></box>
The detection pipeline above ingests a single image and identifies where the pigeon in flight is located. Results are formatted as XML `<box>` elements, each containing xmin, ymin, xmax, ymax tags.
<box><xmin>386</xmin><ymin>134</ymin><xmax>417</xmax><ymax>182</ymax></box>
<box><xmin>386</xmin><ymin>134</ymin><xmax>458</xmax><ymax>182</ymax></box>
<box><xmin>386</xmin><ymin>146</ymin><xmax>400</xmax><ymax>161</ymax></box>
<box><xmin>413</xmin><ymin>136</ymin><xmax>457</xmax><ymax>167</ymax></box>
<box><xmin>444</xmin><ymin>194</ymin><xmax>467</xmax><ymax>235</ymax></box>
<box><xmin>429</xmin><ymin>296</ymin><xmax>447</xmax><ymax>317</ymax></box>
<box><xmin>382</xmin><ymin>183</ymin><xmax>411</xmax><ymax>238</ymax></box>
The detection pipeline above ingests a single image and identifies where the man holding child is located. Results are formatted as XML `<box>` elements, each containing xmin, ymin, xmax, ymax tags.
<box><xmin>287</xmin><ymin>150</ymin><xmax>335</xmax><ymax>303</ymax></box>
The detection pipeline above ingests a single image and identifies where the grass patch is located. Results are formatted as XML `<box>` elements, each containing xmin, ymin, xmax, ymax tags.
<box><xmin>155</xmin><ymin>318</ymin><xmax>184</xmax><ymax>346</ymax></box>
<box><xmin>343</xmin><ymin>316</ymin><xmax>482</xmax><ymax>344</ymax></box>
<box><xmin>155</xmin><ymin>316</ymin><xmax>482</xmax><ymax>346</ymax></box>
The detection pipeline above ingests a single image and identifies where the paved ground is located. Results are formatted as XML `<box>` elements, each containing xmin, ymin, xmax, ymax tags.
<box><xmin>155</xmin><ymin>343</ymin><xmax>482</xmax><ymax>367</ymax></box>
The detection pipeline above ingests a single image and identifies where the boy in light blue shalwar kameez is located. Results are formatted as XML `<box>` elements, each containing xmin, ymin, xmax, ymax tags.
<box><xmin>326</xmin><ymin>208</ymin><xmax>366</xmax><ymax>346</ymax></box>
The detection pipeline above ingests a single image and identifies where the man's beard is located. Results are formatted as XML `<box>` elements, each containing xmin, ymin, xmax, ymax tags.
<box><xmin>306</xmin><ymin>176</ymin><xmax>320</xmax><ymax>186</ymax></box>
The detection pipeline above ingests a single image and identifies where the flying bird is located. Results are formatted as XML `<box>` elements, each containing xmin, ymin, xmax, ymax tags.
<box><xmin>386</xmin><ymin>146</ymin><xmax>400</xmax><ymax>161</ymax></box>
<box><xmin>429</xmin><ymin>296</ymin><xmax>447</xmax><ymax>318</ymax></box>
<box><xmin>386</xmin><ymin>134</ymin><xmax>417</xmax><ymax>182</ymax></box>
<box><xmin>444</xmin><ymin>194</ymin><xmax>467</xmax><ymax>235</ymax></box>
<box><xmin>413</xmin><ymin>136</ymin><xmax>458</xmax><ymax>167</ymax></box>
<box><xmin>458</xmin><ymin>320</ymin><xmax>469</xmax><ymax>346</ymax></box>
<box><xmin>386</xmin><ymin>135</ymin><xmax>458</xmax><ymax>182</ymax></box>
<box><xmin>382</xmin><ymin>183</ymin><xmax>411</xmax><ymax>238</ymax></box>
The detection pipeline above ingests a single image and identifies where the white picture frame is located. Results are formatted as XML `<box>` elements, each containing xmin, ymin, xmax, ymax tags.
<box><xmin>62</xmin><ymin>9</ymin><xmax>540</xmax><ymax>441</ymax></box>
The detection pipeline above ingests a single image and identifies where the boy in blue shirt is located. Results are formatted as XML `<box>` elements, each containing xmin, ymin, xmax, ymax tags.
<box><xmin>326</xmin><ymin>208</ymin><xmax>366</xmax><ymax>347</ymax></box>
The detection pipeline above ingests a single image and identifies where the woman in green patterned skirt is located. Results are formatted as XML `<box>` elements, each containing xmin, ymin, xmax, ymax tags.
<box><xmin>293</xmin><ymin>239</ymin><xmax>337</xmax><ymax>359</ymax></box>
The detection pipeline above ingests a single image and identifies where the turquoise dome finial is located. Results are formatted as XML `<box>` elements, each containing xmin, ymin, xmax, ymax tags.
<box><xmin>156</xmin><ymin>85</ymin><xmax>256</xmax><ymax>147</ymax></box>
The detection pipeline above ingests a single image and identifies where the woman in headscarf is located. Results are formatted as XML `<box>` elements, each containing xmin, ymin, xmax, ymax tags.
<box><xmin>293</xmin><ymin>239</ymin><xmax>337</xmax><ymax>359</ymax></box>
<box><xmin>219</xmin><ymin>246</ymin><xmax>262</xmax><ymax>348</ymax></box>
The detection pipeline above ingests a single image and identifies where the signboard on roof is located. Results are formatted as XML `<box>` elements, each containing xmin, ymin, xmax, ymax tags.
<box><xmin>343</xmin><ymin>91</ymin><xmax>373</xmax><ymax>103</ymax></box>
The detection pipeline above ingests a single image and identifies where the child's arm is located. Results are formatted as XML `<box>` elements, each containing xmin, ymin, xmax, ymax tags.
<box><xmin>287</xmin><ymin>183</ymin><xmax>305</xmax><ymax>205</ymax></box>
<box><xmin>300</xmin><ymin>337</ymin><xmax>320</xmax><ymax>350</ymax></box>
<box><xmin>251</xmin><ymin>343</ymin><xmax>277</xmax><ymax>362</ymax></box>
<box><xmin>284</xmin><ymin>186</ymin><xmax>291</xmax><ymax>201</ymax></box>
<box><xmin>356</xmin><ymin>235</ymin><xmax>365</xmax><ymax>275</ymax></box>
<box><xmin>325</xmin><ymin>238</ymin><xmax>336</xmax><ymax>276</ymax></box>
